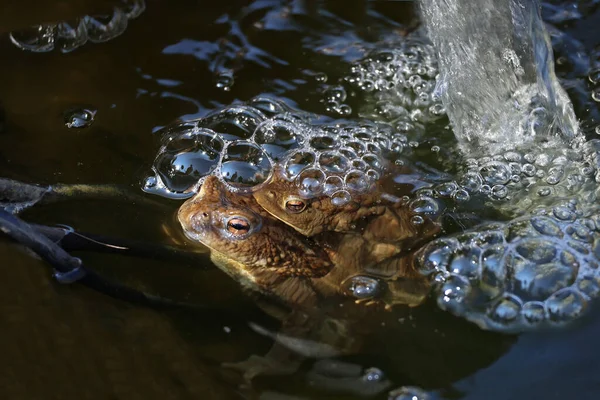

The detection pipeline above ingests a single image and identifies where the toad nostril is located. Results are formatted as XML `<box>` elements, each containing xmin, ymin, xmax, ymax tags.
<box><xmin>202</xmin><ymin>212</ymin><xmax>209</xmax><ymax>218</ymax></box>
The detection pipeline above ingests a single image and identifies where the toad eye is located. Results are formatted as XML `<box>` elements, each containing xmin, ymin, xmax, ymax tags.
<box><xmin>227</xmin><ymin>217</ymin><xmax>251</xmax><ymax>235</ymax></box>
<box><xmin>285</xmin><ymin>199</ymin><xmax>306</xmax><ymax>213</ymax></box>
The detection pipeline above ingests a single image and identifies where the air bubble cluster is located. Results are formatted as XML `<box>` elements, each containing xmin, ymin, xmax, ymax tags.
<box><xmin>145</xmin><ymin>97</ymin><xmax>407</xmax><ymax>201</ymax></box>
<box><xmin>417</xmin><ymin>140</ymin><xmax>600</xmax><ymax>208</ymax></box>
<box><xmin>323</xmin><ymin>36</ymin><xmax>446</xmax><ymax>136</ymax></box>
<box><xmin>9</xmin><ymin>0</ymin><xmax>145</xmax><ymax>53</ymax></box>
<box><xmin>416</xmin><ymin>198</ymin><xmax>600</xmax><ymax>332</ymax></box>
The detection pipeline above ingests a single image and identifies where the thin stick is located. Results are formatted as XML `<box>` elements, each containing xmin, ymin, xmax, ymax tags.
<box><xmin>0</xmin><ymin>178</ymin><xmax>171</xmax><ymax>214</ymax></box>
<box><xmin>0</xmin><ymin>210</ymin><xmax>234</xmax><ymax>313</ymax></box>
<box><xmin>31</xmin><ymin>224</ymin><xmax>212</xmax><ymax>267</ymax></box>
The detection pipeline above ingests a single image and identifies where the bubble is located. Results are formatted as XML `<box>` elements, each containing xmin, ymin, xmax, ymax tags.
<box><xmin>511</xmin><ymin>258</ymin><xmax>578</xmax><ymax>302</ymax></box>
<box><xmin>254</xmin><ymin>120</ymin><xmax>302</xmax><ymax>160</ymax></box>
<box><xmin>284</xmin><ymin>150</ymin><xmax>315</xmax><ymax>179</ymax></box>
<box><xmin>490</xmin><ymin>185</ymin><xmax>508</xmax><ymax>199</ymax></box>
<box><xmin>589</xmin><ymin>68</ymin><xmax>600</xmax><ymax>85</ymax></box>
<box><xmin>362</xmin><ymin>154</ymin><xmax>384</xmax><ymax>171</ymax></box>
<box><xmin>410</xmin><ymin>196</ymin><xmax>440</xmax><ymax>215</ymax></box>
<box><xmin>310</xmin><ymin>134</ymin><xmax>338</xmax><ymax>150</ymax></box>
<box><xmin>567</xmin><ymin>240</ymin><xmax>590</xmax><ymax>255</ymax></box>
<box><xmin>346</xmin><ymin>140</ymin><xmax>367</xmax><ymax>155</ymax></box>
<box><xmin>537</xmin><ymin>187</ymin><xmax>552</xmax><ymax>197</ymax></box>
<box><xmin>396</xmin><ymin>121</ymin><xmax>414</xmax><ymax>135</ymax></box>
<box><xmin>546</xmin><ymin>166</ymin><xmax>564</xmax><ymax>185</ymax></box>
<box><xmin>297</xmin><ymin>168</ymin><xmax>326</xmax><ymax>198</ymax></box>
<box><xmin>522</xmin><ymin>163</ymin><xmax>536</xmax><ymax>176</ymax></box>
<box><xmin>418</xmin><ymin>239</ymin><xmax>458</xmax><ymax>275</ymax></box>
<box><xmin>362</xmin><ymin>367</ymin><xmax>385</xmax><ymax>383</ymax></box>
<box><xmin>324</xmin><ymin>176</ymin><xmax>344</xmax><ymax>195</ymax></box>
<box><xmin>319</xmin><ymin>152</ymin><xmax>349</xmax><ymax>173</ymax></box>
<box><xmin>534</xmin><ymin>154</ymin><xmax>551</xmax><ymax>167</ymax></box>
<box><xmin>339</xmin><ymin>147</ymin><xmax>359</xmax><ymax>161</ymax></box>
<box><xmin>64</xmin><ymin>107</ymin><xmax>96</xmax><ymax>128</ymax></box>
<box><xmin>331</xmin><ymin>190</ymin><xmax>352</xmax><ymax>206</ymax></box>
<box><xmin>351</xmin><ymin>158</ymin><xmax>368</xmax><ymax>171</ymax></box>
<box><xmin>84</xmin><ymin>8</ymin><xmax>129</xmax><ymax>43</ymax></box>
<box><xmin>345</xmin><ymin>170</ymin><xmax>369</xmax><ymax>192</ymax></box>
<box><xmin>479</xmin><ymin>161</ymin><xmax>511</xmax><ymax>186</ymax></box>
<box><xmin>221</xmin><ymin>142</ymin><xmax>272</xmax><ymax>188</ymax></box>
<box><xmin>488</xmin><ymin>294</ymin><xmax>522</xmax><ymax>324</ymax></box>
<box><xmin>530</xmin><ymin>216</ymin><xmax>563</xmax><ymax>237</ymax></box>
<box><xmin>593</xmin><ymin>237</ymin><xmax>600</xmax><ymax>259</ymax></box>
<box><xmin>435</xmin><ymin>181</ymin><xmax>458</xmax><ymax>197</ymax></box>
<box><xmin>324</xmin><ymin>86</ymin><xmax>347</xmax><ymax>102</ymax></box>
<box><xmin>438</xmin><ymin>274</ymin><xmax>471</xmax><ymax>311</ymax></box>
<box><xmin>593</xmin><ymin>87</ymin><xmax>600</xmax><ymax>103</ymax></box>
<box><xmin>553</xmin><ymin>205</ymin><xmax>576</xmax><ymax>221</ymax></box>
<box><xmin>10</xmin><ymin>25</ymin><xmax>56</xmax><ymax>52</ymax></box>
<box><xmin>247</xmin><ymin>97</ymin><xmax>291</xmax><ymax>117</ymax></box>
<box><xmin>155</xmin><ymin>130</ymin><xmax>224</xmax><ymax>193</ymax></box>
<box><xmin>545</xmin><ymin>288</ymin><xmax>588</xmax><ymax>324</ymax></box>
<box><xmin>314</xmin><ymin>72</ymin><xmax>328</xmax><ymax>83</ymax></box>
<box><xmin>577</xmin><ymin>276</ymin><xmax>600</xmax><ymax>298</ymax></box>
<box><xmin>570</xmin><ymin>224</ymin><xmax>592</xmax><ymax>243</ymax></box>
<box><xmin>121</xmin><ymin>0</ymin><xmax>146</xmax><ymax>19</ymax></box>
<box><xmin>215</xmin><ymin>70</ymin><xmax>234</xmax><ymax>91</ymax></box>
<box><xmin>448</xmin><ymin>248</ymin><xmax>481</xmax><ymax>279</ymax></box>
<box><xmin>366</xmin><ymin>169</ymin><xmax>380</xmax><ymax>181</ymax></box>
<box><xmin>452</xmin><ymin>189</ymin><xmax>470</xmax><ymax>202</ymax></box>
<box><xmin>342</xmin><ymin>275</ymin><xmax>381</xmax><ymax>299</ymax></box>
<box><xmin>521</xmin><ymin>301</ymin><xmax>546</xmax><ymax>324</ymax></box>
<box><xmin>338</xmin><ymin>104</ymin><xmax>352</xmax><ymax>116</ymax></box>
<box><xmin>56</xmin><ymin>19</ymin><xmax>88</xmax><ymax>53</ymax></box>
<box><xmin>388</xmin><ymin>386</ymin><xmax>430</xmax><ymax>400</ymax></box>
<box><xmin>516</xmin><ymin>240</ymin><xmax>557</xmax><ymax>264</ymax></box>
<box><xmin>480</xmin><ymin>184</ymin><xmax>491</xmax><ymax>195</ymax></box>
<box><xmin>503</xmin><ymin>151</ymin><xmax>522</xmax><ymax>162</ymax></box>
<box><xmin>201</xmin><ymin>106</ymin><xmax>266</xmax><ymax>140</ymax></box>
<box><xmin>481</xmin><ymin>245</ymin><xmax>508</xmax><ymax>292</ymax></box>
<box><xmin>340</xmin><ymin>40</ymin><xmax>443</xmax><ymax>125</ymax></box>
<box><xmin>410</xmin><ymin>215</ymin><xmax>424</xmax><ymax>226</ymax></box>
<box><xmin>429</xmin><ymin>104</ymin><xmax>445</xmax><ymax>118</ymax></box>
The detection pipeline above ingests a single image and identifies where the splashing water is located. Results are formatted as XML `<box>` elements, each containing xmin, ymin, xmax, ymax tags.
<box><xmin>413</xmin><ymin>0</ymin><xmax>600</xmax><ymax>332</ymax></box>
<box><xmin>420</xmin><ymin>0</ymin><xmax>581</xmax><ymax>155</ymax></box>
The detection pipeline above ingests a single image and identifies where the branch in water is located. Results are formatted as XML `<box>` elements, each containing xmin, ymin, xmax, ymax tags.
<box><xmin>0</xmin><ymin>209</ymin><xmax>234</xmax><ymax>314</ymax></box>
<box><xmin>0</xmin><ymin>177</ymin><xmax>172</xmax><ymax>214</ymax></box>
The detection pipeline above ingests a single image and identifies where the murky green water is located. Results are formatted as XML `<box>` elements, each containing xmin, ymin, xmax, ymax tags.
<box><xmin>2</xmin><ymin>1</ymin><xmax>600</xmax><ymax>399</ymax></box>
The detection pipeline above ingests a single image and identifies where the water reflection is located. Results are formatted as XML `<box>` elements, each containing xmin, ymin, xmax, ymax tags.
<box><xmin>1</xmin><ymin>0</ymin><xmax>600</xmax><ymax>399</ymax></box>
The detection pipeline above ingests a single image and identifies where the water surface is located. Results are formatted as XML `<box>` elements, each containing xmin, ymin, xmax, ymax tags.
<box><xmin>2</xmin><ymin>1</ymin><xmax>600</xmax><ymax>399</ymax></box>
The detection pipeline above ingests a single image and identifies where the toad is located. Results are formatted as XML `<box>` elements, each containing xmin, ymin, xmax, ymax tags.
<box><xmin>177</xmin><ymin>175</ymin><xmax>431</xmax><ymax>380</ymax></box>
<box><xmin>253</xmin><ymin>167</ymin><xmax>442</xmax><ymax>255</ymax></box>
<box><xmin>178</xmin><ymin>176</ymin><xmax>430</xmax><ymax>310</ymax></box>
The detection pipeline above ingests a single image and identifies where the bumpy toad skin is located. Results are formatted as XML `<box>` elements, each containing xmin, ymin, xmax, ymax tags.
<box><xmin>178</xmin><ymin>176</ymin><xmax>336</xmax><ymax>307</ymax></box>
<box><xmin>178</xmin><ymin>176</ymin><xmax>429</xmax><ymax>309</ymax></box>
<box><xmin>253</xmin><ymin>169</ymin><xmax>441</xmax><ymax>250</ymax></box>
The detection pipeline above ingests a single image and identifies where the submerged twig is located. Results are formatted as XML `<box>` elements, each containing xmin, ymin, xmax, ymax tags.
<box><xmin>31</xmin><ymin>223</ymin><xmax>212</xmax><ymax>267</ymax></box>
<box><xmin>0</xmin><ymin>209</ymin><xmax>233</xmax><ymax>313</ymax></box>
<box><xmin>0</xmin><ymin>177</ymin><xmax>170</xmax><ymax>214</ymax></box>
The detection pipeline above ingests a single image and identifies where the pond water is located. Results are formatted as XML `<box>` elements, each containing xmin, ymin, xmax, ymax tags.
<box><xmin>2</xmin><ymin>0</ymin><xmax>600</xmax><ymax>399</ymax></box>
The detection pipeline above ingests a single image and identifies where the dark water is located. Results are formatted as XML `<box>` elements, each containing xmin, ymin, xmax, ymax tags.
<box><xmin>1</xmin><ymin>1</ymin><xmax>600</xmax><ymax>399</ymax></box>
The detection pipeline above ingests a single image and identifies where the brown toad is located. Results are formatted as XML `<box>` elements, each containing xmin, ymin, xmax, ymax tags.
<box><xmin>178</xmin><ymin>175</ymin><xmax>429</xmax><ymax>310</ymax></box>
<box><xmin>253</xmin><ymin>167</ymin><xmax>442</xmax><ymax>257</ymax></box>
